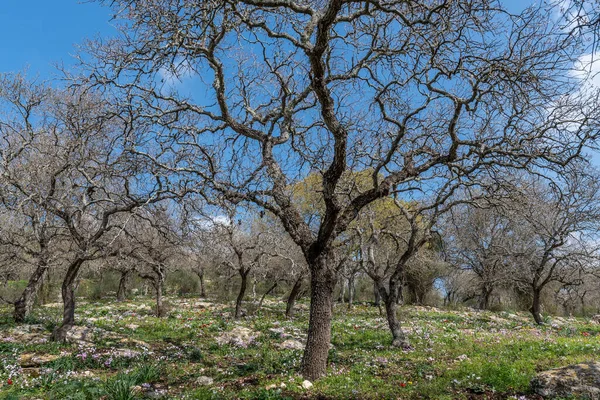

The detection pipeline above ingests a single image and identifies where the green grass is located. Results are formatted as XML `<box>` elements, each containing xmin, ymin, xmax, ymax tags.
<box><xmin>0</xmin><ymin>297</ymin><xmax>598</xmax><ymax>399</ymax></box>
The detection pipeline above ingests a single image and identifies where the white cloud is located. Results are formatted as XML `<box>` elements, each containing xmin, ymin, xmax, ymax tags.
<box><xmin>570</xmin><ymin>53</ymin><xmax>600</xmax><ymax>89</ymax></box>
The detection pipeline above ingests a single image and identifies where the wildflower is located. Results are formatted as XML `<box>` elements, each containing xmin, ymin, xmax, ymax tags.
<box><xmin>582</xmin><ymin>332</ymin><xmax>590</xmax><ymax>337</ymax></box>
<box><xmin>7</xmin><ymin>379</ymin><xmax>13</xmax><ymax>385</ymax></box>
<box><xmin>400</xmin><ymin>382</ymin><xmax>406</xmax><ymax>388</ymax></box>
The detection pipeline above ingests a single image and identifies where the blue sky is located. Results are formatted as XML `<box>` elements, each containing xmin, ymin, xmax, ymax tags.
<box><xmin>0</xmin><ymin>1</ymin><xmax>115</xmax><ymax>78</ymax></box>
<box><xmin>0</xmin><ymin>0</ymin><xmax>529</xmax><ymax>79</ymax></box>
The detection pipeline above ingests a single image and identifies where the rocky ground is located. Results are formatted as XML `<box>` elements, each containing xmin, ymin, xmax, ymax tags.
<box><xmin>0</xmin><ymin>298</ymin><xmax>599</xmax><ymax>399</ymax></box>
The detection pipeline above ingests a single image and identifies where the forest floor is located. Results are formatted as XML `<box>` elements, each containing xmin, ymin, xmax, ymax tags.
<box><xmin>0</xmin><ymin>297</ymin><xmax>599</xmax><ymax>399</ymax></box>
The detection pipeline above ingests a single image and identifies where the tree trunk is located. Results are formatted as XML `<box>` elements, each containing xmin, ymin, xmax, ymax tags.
<box><xmin>234</xmin><ymin>270</ymin><xmax>249</xmax><ymax>319</ymax></box>
<box><xmin>347</xmin><ymin>275</ymin><xmax>355</xmax><ymax>310</ymax></box>
<box><xmin>378</xmin><ymin>276</ymin><xmax>410</xmax><ymax>349</ymax></box>
<box><xmin>301</xmin><ymin>256</ymin><xmax>336</xmax><ymax>381</ymax></box>
<box><xmin>373</xmin><ymin>281</ymin><xmax>380</xmax><ymax>306</ymax></box>
<box><xmin>196</xmin><ymin>270</ymin><xmax>206</xmax><ymax>298</ymax></box>
<box><xmin>530</xmin><ymin>288</ymin><xmax>543</xmax><ymax>325</ymax></box>
<box><xmin>478</xmin><ymin>285</ymin><xmax>493</xmax><ymax>310</ymax></box>
<box><xmin>286</xmin><ymin>277</ymin><xmax>303</xmax><ymax>318</ymax></box>
<box><xmin>14</xmin><ymin>261</ymin><xmax>48</xmax><ymax>323</ymax></box>
<box><xmin>52</xmin><ymin>259</ymin><xmax>84</xmax><ymax>341</ymax></box>
<box><xmin>156</xmin><ymin>277</ymin><xmax>165</xmax><ymax>317</ymax></box>
<box><xmin>338</xmin><ymin>277</ymin><xmax>345</xmax><ymax>304</ymax></box>
<box><xmin>256</xmin><ymin>282</ymin><xmax>278</xmax><ymax>314</ymax></box>
<box><xmin>116</xmin><ymin>270</ymin><xmax>131</xmax><ymax>302</ymax></box>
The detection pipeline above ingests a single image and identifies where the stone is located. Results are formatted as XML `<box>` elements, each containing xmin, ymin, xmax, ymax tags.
<box><xmin>196</xmin><ymin>376</ymin><xmax>214</xmax><ymax>386</ymax></box>
<box><xmin>301</xmin><ymin>380</ymin><xmax>313</xmax><ymax>390</ymax></box>
<box><xmin>265</xmin><ymin>384</ymin><xmax>278</xmax><ymax>390</ymax></box>
<box><xmin>65</xmin><ymin>326</ymin><xmax>97</xmax><ymax>344</ymax></box>
<box><xmin>216</xmin><ymin>326</ymin><xmax>259</xmax><ymax>348</ymax></box>
<box><xmin>2</xmin><ymin>325</ymin><xmax>47</xmax><ymax>344</ymax></box>
<box><xmin>19</xmin><ymin>354</ymin><xmax>60</xmax><ymax>367</ymax></box>
<box><xmin>278</xmin><ymin>339</ymin><xmax>304</xmax><ymax>350</ymax></box>
<box><xmin>531</xmin><ymin>362</ymin><xmax>600</xmax><ymax>399</ymax></box>
<box><xmin>591</xmin><ymin>315</ymin><xmax>600</xmax><ymax>324</ymax></box>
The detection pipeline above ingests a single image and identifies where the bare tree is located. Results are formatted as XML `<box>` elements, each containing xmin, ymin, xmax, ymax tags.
<box><xmin>0</xmin><ymin>74</ymin><xmax>183</xmax><ymax>340</ymax></box>
<box><xmin>78</xmin><ymin>0</ymin><xmax>600</xmax><ymax>378</ymax></box>
<box><xmin>443</xmin><ymin>203</ymin><xmax>513</xmax><ymax>310</ymax></box>
<box><xmin>509</xmin><ymin>171</ymin><xmax>600</xmax><ymax>324</ymax></box>
<box><xmin>126</xmin><ymin>206</ymin><xmax>183</xmax><ymax>317</ymax></box>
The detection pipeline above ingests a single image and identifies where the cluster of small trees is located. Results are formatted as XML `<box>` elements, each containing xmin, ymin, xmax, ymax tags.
<box><xmin>2</xmin><ymin>0</ymin><xmax>600</xmax><ymax>381</ymax></box>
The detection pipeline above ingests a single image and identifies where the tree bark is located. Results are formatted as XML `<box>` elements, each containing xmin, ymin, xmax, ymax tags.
<box><xmin>373</xmin><ymin>281</ymin><xmax>380</xmax><ymax>306</ymax></box>
<box><xmin>347</xmin><ymin>275</ymin><xmax>355</xmax><ymax>309</ymax></box>
<box><xmin>301</xmin><ymin>256</ymin><xmax>336</xmax><ymax>381</ymax></box>
<box><xmin>338</xmin><ymin>277</ymin><xmax>346</xmax><ymax>304</ymax></box>
<box><xmin>196</xmin><ymin>269</ymin><xmax>206</xmax><ymax>298</ymax></box>
<box><xmin>478</xmin><ymin>285</ymin><xmax>493</xmax><ymax>310</ymax></box>
<box><xmin>234</xmin><ymin>269</ymin><xmax>249</xmax><ymax>319</ymax></box>
<box><xmin>13</xmin><ymin>261</ymin><xmax>48</xmax><ymax>323</ymax></box>
<box><xmin>52</xmin><ymin>259</ymin><xmax>84</xmax><ymax>341</ymax></box>
<box><xmin>286</xmin><ymin>277</ymin><xmax>303</xmax><ymax>318</ymax></box>
<box><xmin>379</xmin><ymin>278</ymin><xmax>410</xmax><ymax>349</ymax></box>
<box><xmin>116</xmin><ymin>270</ymin><xmax>131</xmax><ymax>302</ymax></box>
<box><xmin>156</xmin><ymin>277</ymin><xmax>165</xmax><ymax>317</ymax></box>
<box><xmin>530</xmin><ymin>288</ymin><xmax>543</xmax><ymax>324</ymax></box>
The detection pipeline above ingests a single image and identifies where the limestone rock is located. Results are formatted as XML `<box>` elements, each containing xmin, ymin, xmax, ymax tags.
<box><xmin>216</xmin><ymin>326</ymin><xmax>259</xmax><ymax>348</ymax></box>
<box><xmin>278</xmin><ymin>339</ymin><xmax>304</xmax><ymax>350</ymax></box>
<box><xmin>531</xmin><ymin>362</ymin><xmax>600</xmax><ymax>399</ymax></box>
<box><xmin>19</xmin><ymin>353</ymin><xmax>60</xmax><ymax>367</ymax></box>
<box><xmin>196</xmin><ymin>376</ymin><xmax>214</xmax><ymax>386</ymax></box>
<box><xmin>301</xmin><ymin>380</ymin><xmax>313</xmax><ymax>390</ymax></box>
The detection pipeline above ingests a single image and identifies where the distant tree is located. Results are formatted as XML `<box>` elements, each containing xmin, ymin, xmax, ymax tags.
<box><xmin>0</xmin><ymin>73</ymin><xmax>183</xmax><ymax>340</ymax></box>
<box><xmin>509</xmin><ymin>171</ymin><xmax>600</xmax><ymax>324</ymax></box>
<box><xmin>442</xmin><ymin>203</ymin><xmax>513</xmax><ymax>310</ymax></box>
<box><xmin>126</xmin><ymin>206</ymin><xmax>183</xmax><ymax>317</ymax></box>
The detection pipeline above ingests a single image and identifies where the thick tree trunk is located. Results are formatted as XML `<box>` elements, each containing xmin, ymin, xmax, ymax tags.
<box><xmin>14</xmin><ymin>261</ymin><xmax>48</xmax><ymax>323</ymax></box>
<box><xmin>116</xmin><ymin>270</ymin><xmax>131</xmax><ymax>302</ymax></box>
<box><xmin>286</xmin><ymin>277</ymin><xmax>303</xmax><ymax>318</ymax></box>
<box><xmin>234</xmin><ymin>270</ymin><xmax>249</xmax><ymax>319</ymax></box>
<box><xmin>301</xmin><ymin>256</ymin><xmax>336</xmax><ymax>380</ymax></box>
<box><xmin>478</xmin><ymin>285</ymin><xmax>493</xmax><ymax>310</ymax></box>
<box><xmin>52</xmin><ymin>259</ymin><xmax>84</xmax><ymax>341</ymax></box>
<box><xmin>530</xmin><ymin>288</ymin><xmax>543</xmax><ymax>324</ymax></box>
<box><xmin>256</xmin><ymin>282</ymin><xmax>278</xmax><ymax>314</ymax></box>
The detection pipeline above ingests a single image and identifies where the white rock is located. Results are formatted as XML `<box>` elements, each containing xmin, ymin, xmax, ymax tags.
<box><xmin>196</xmin><ymin>376</ymin><xmax>214</xmax><ymax>386</ymax></box>
<box><xmin>301</xmin><ymin>380</ymin><xmax>313</xmax><ymax>390</ymax></box>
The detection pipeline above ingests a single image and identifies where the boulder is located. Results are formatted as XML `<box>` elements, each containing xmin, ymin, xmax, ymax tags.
<box><xmin>531</xmin><ymin>362</ymin><xmax>600</xmax><ymax>399</ymax></box>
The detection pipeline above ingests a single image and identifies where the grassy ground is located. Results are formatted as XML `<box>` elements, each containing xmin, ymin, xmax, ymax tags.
<box><xmin>0</xmin><ymin>297</ymin><xmax>599</xmax><ymax>399</ymax></box>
